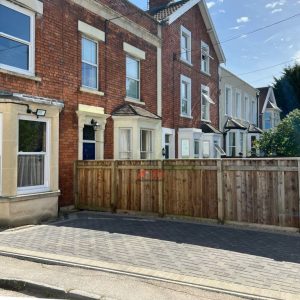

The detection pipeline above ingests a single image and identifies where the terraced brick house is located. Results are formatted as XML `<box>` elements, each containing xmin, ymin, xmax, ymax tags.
<box><xmin>148</xmin><ymin>0</ymin><xmax>226</xmax><ymax>159</ymax></box>
<box><xmin>0</xmin><ymin>0</ymin><xmax>162</xmax><ymax>225</ymax></box>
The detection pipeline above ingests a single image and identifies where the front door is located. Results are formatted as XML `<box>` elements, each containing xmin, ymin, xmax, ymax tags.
<box><xmin>83</xmin><ymin>125</ymin><xmax>96</xmax><ymax>160</ymax></box>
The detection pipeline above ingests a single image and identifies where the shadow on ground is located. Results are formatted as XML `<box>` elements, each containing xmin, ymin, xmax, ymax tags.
<box><xmin>57</xmin><ymin>212</ymin><xmax>300</xmax><ymax>264</ymax></box>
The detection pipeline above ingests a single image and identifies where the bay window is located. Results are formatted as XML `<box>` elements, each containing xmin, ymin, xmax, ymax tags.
<box><xmin>126</xmin><ymin>56</ymin><xmax>140</xmax><ymax>100</ymax></box>
<box><xmin>119</xmin><ymin>128</ymin><xmax>132</xmax><ymax>159</ymax></box>
<box><xmin>82</xmin><ymin>37</ymin><xmax>98</xmax><ymax>89</ymax></box>
<box><xmin>140</xmin><ymin>129</ymin><xmax>153</xmax><ymax>159</ymax></box>
<box><xmin>228</xmin><ymin>132</ymin><xmax>237</xmax><ymax>157</ymax></box>
<box><xmin>18</xmin><ymin>117</ymin><xmax>49</xmax><ymax>193</ymax></box>
<box><xmin>0</xmin><ymin>1</ymin><xmax>34</xmax><ymax>74</ymax></box>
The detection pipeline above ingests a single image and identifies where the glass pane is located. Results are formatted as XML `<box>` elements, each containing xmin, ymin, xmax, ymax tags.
<box><xmin>0</xmin><ymin>4</ymin><xmax>30</xmax><ymax>41</ymax></box>
<box><xmin>126</xmin><ymin>78</ymin><xmax>139</xmax><ymax>99</ymax></box>
<box><xmin>165</xmin><ymin>134</ymin><xmax>170</xmax><ymax>143</ymax></box>
<box><xmin>83</xmin><ymin>143</ymin><xmax>95</xmax><ymax>160</ymax></box>
<box><xmin>0</xmin><ymin>37</ymin><xmax>29</xmax><ymax>70</ymax></box>
<box><xmin>82</xmin><ymin>63</ymin><xmax>97</xmax><ymax>89</ymax></box>
<box><xmin>181</xmin><ymin>82</ymin><xmax>188</xmax><ymax>99</ymax></box>
<box><xmin>194</xmin><ymin>140</ymin><xmax>199</xmax><ymax>156</ymax></box>
<box><xmin>19</xmin><ymin>120</ymin><xmax>46</xmax><ymax>152</ymax></box>
<box><xmin>126</xmin><ymin>56</ymin><xmax>139</xmax><ymax>80</ymax></box>
<box><xmin>181</xmin><ymin>99</ymin><xmax>188</xmax><ymax>114</ymax></box>
<box><xmin>18</xmin><ymin>155</ymin><xmax>44</xmax><ymax>187</ymax></box>
<box><xmin>82</xmin><ymin>38</ymin><xmax>97</xmax><ymax>64</ymax></box>
<box><xmin>140</xmin><ymin>130</ymin><xmax>147</xmax><ymax>152</ymax></box>
<box><xmin>83</xmin><ymin>125</ymin><xmax>95</xmax><ymax>141</ymax></box>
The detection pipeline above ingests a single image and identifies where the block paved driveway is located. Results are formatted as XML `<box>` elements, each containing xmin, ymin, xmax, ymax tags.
<box><xmin>1</xmin><ymin>212</ymin><xmax>300</xmax><ymax>296</ymax></box>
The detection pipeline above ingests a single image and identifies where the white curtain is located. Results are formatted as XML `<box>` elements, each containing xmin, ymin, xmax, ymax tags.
<box><xmin>119</xmin><ymin>129</ymin><xmax>131</xmax><ymax>159</ymax></box>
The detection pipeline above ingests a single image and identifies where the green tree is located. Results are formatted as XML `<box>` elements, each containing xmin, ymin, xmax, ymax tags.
<box><xmin>257</xmin><ymin>109</ymin><xmax>300</xmax><ymax>157</ymax></box>
<box><xmin>273</xmin><ymin>64</ymin><xmax>300</xmax><ymax>118</ymax></box>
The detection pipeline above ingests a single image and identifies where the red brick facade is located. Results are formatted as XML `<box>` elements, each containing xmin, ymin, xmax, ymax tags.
<box><xmin>0</xmin><ymin>0</ymin><xmax>159</xmax><ymax>206</ymax></box>
<box><xmin>160</xmin><ymin>5</ymin><xmax>221</xmax><ymax>157</ymax></box>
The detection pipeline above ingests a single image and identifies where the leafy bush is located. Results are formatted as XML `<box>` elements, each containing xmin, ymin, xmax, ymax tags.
<box><xmin>257</xmin><ymin>109</ymin><xmax>300</xmax><ymax>157</ymax></box>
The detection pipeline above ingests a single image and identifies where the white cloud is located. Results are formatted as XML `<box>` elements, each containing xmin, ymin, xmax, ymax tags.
<box><xmin>265</xmin><ymin>1</ymin><xmax>286</xmax><ymax>9</ymax></box>
<box><xmin>207</xmin><ymin>1</ymin><xmax>216</xmax><ymax>9</ymax></box>
<box><xmin>237</xmin><ymin>16</ymin><xmax>249</xmax><ymax>23</ymax></box>
<box><xmin>271</xmin><ymin>8</ymin><xmax>282</xmax><ymax>13</ymax></box>
<box><xmin>289</xmin><ymin>44</ymin><xmax>294</xmax><ymax>49</ymax></box>
<box><xmin>218</xmin><ymin>0</ymin><xmax>224</xmax><ymax>2</ymax></box>
<box><xmin>264</xmin><ymin>34</ymin><xmax>277</xmax><ymax>43</ymax></box>
<box><xmin>219</xmin><ymin>9</ymin><xmax>226</xmax><ymax>13</ymax></box>
<box><xmin>230</xmin><ymin>26</ymin><xmax>241</xmax><ymax>30</ymax></box>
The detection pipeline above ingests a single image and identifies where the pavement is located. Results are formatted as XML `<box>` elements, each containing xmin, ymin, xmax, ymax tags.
<box><xmin>0</xmin><ymin>256</ymin><xmax>244</xmax><ymax>300</ymax></box>
<box><xmin>0</xmin><ymin>212</ymin><xmax>299</xmax><ymax>299</ymax></box>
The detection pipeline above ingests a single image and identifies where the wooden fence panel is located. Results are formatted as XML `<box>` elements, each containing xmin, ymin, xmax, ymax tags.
<box><xmin>163</xmin><ymin>160</ymin><xmax>218</xmax><ymax>219</ymax></box>
<box><xmin>74</xmin><ymin>158</ymin><xmax>300</xmax><ymax>229</ymax></box>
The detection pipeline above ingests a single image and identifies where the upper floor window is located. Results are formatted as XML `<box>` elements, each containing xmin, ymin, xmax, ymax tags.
<box><xmin>82</xmin><ymin>37</ymin><xmax>98</xmax><ymax>90</ymax></box>
<box><xmin>264</xmin><ymin>111</ymin><xmax>272</xmax><ymax>130</ymax></box>
<box><xmin>244</xmin><ymin>95</ymin><xmax>249</xmax><ymax>121</ymax></box>
<box><xmin>251</xmin><ymin>99</ymin><xmax>256</xmax><ymax>124</ymax></box>
<box><xmin>201</xmin><ymin>85</ymin><xmax>213</xmax><ymax>121</ymax></box>
<box><xmin>180</xmin><ymin>26</ymin><xmax>191</xmax><ymax>64</ymax></box>
<box><xmin>126</xmin><ymin>55</ymin><xmax>140</xmax><ymax>100</ymax></box>
<box><xmin>225</xmin><ymin>86</ymin><xmax>232</xmax><ymax>116</ymax></box>
<box><xmin>0</xmin><ymin>1</ymin><xmax>34</xmax><ymax>75</ymax></box>
<box><xmin>235</xmin><ymin>90</ymin><xmax>241</xmax><ymax>119</ymax></box>
<box><xmin>201</xmin><ymin>41</ymin><xmax>210</xmax><ymax>74</ymax></box>
<box><xmin>180</xmin><ymin>75</ymin><xmax>191</xmax><ymax>117</ymax></box>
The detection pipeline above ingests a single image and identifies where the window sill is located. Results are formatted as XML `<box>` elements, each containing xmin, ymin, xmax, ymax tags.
<box><xmin>201</xmin><ymin>119</ymin><xmax>211</xmax><ymax>123</ymax></box>
<box><xmin>125</xmin><ymin>97</ymin><xmax>145</xmax><ymax>105</ymax></box>
<box><xmin>180</xmin><ymin>59</ymin><xmax>193</xmax><ymax>67</ymax></box>
<box><xmin>180</xmin><ymin>114</ymin><xmax>193</xmax><ymax>119</ymax></box>
<box><xmin>80</xmin><ymin>87</ymin><xmax>105</xmax><ymax>96</ymax></box>
<box><xmin>0</xmin><ymin>68</ymin><xmax>42</xmax><ymax>82</ymax></box>
<box><xmin>200</xmin><ymin>70</ymin><xmax>211</xmax><ymax>77</ymax></box>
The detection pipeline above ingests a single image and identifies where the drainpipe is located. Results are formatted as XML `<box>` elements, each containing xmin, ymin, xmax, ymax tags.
<box><xmin>256</xmin><ymin>90</ymin><xmax>260</xmax><ymax>127</ymax></box>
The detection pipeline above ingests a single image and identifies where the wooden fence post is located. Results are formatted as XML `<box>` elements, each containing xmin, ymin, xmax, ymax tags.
<box><xmin>111</xmin><ymin>160</ymin><xmax>117</xmax><ymax>213</ymax></box>
<box><xmin>158</xmin><ymin>160</ymin><xmax>164</xmax><ymax>217</ymax></box>
<box><xmin>278</xmin><ymin>161</ymin><xmax>286</xmax><ymax>227</ymax></box>
<box><xmin>217</xmin><ymin>159</ymin><xmax>224</xmax><ymax>224</ymax></box>
<box><xmin>73</xmin><ymin>161</ymin><xmax>79</xmax><ymax>208</ymax></box>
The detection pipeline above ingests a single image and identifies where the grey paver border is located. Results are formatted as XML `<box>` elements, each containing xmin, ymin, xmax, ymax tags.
<box><xmin>0</xmin><ymin>245</ymin><xmax>298</xmax><ymax>300</ymax></box>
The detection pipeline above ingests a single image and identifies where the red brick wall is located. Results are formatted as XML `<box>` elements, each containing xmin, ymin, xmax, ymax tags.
<box><xmin>0</xmin><ymin>0</ymin><xmax>158</xmax><ymax>206</ymax></box>
<box><xmin>160</xmin><ymin>5</ymin><xmax>220</xmax><ymax>156</ymax></box>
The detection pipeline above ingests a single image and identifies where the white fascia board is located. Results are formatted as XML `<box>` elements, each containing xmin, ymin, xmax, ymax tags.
<box><xmin>262</xmin><ymin>87</ymin><xmax>272</xmax><ymax>113</ymax></box>
<box><xmin>167</xmin><ymin>0</ymin><xmax>200</xmax><ymax>25</ymax></box>
<box><xmin>78</xmin><ymin>21</ymin><xmax>105</xmax><ymax>42</ymax></box>
<box><xmin>199</xmin><ymin>1</ymin><xmax>226</xmax><ymax>64</ymax></box>
<box><xmin>123</xmin><ymin>42</ymin><xmax>146</xmax><ymax>60</ymax></box>
<box><xmin>10</xmin><ymin>0</ymin><xmax>43</xmax><ymax>15</ymax></box>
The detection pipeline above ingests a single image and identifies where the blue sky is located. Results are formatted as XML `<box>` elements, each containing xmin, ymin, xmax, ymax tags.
<box><xmin>129</xmin><ymin>0</ymin><xmax>300</xmax><ymax>87</ymax></box>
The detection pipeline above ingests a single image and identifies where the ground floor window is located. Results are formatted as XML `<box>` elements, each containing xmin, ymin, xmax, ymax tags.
<box><xmin>239</xmin><ymin>132</ymin><xmax>244</xmax><ymax>156</ymax></box>
<box><xmin>83</xmin><ymin>125</ymin><xmax>96</xmax><ymax>160</ymax></box>
<box><xmin>18</xmin><ymin>116</ymin><xmax>49</xmax><ymax>192</ymax></box>
<box><xmin>119</xmin><ymin>128</ymin><xmax>132</xmax><ymax>159</ymax></box>
<box><xmin>140</xmin><ymin>129</ymin><xmax>153</xmax><ymax>159</ymax></box>
<box><xmin>164</xmin><ymin>134</ymin><xmax>171</xmax><ymax>159</ymax></box>
<box><xmin>194</xmin><ymin>139</ymin><xmax>200</xmax><ymax>158</ymax></box>
<box><xmin>228</xmin><ymin>132</ymin><xmax>237</xmax><ymax>157</ymax></box>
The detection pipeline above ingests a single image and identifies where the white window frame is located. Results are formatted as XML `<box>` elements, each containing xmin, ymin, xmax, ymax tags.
<box><xmin>201</xmin><ymin>85</ymin><xmax>211</xmax><ymax>122</ymax></box>
<box><xmin>17</xmin><ymin>115</ymin><xmax>50</xmax><ymax>194</ymax></box>
<box><xmin>140</xmin><ymin>129</ymin><xmax>153</xmax><ymax>160</ymax></box>
<box><xmin>126</xmin><ymin>55</ymin><xmax>141</xmax><ymax>101</ymax></box>
<box><xmin>180</xmin><ymin>26</ymin><xmax>192</xmax><ymax>64</ymax></box>
<box><xmin>0</xmin><ymin>0</ymin><xmax>35</xmax><ymax>75</ymax></box>
<box><xmin>201</xmin><ymin>41</ymin><xmax>210</xmax><ymax>75</ymax></box>
<box><xmin>251</xmin><ymin>99</ymin><xmax>257</xmax><ymax>124</ymax></box>
<box><xmin>243</xmin><ymin>94</ymin><xmax>249</xmax><ymax>121</ymax></box>
<box><xmin>194</xmin><ymin>139</ymin><xmax>200</xmax><ymax>158</ymax></box>
<box><xmin>81</xmin><ymin>36</ymin><xmax>99</xmax><ymax>90</ymax></box>
<box><xmin>264</xmin><ymin>111</ymin><xmax>272</xmax><ymax>130</ymax></box>
<box><xmin>227</xmin><ymin>131</ymin><xmax>238</xmax><ymax>157</ymax></box>
<box><xmin>235</xmin><ymin>90</ymin><xmax>242</xmax><ymax>119</ymax></box>
<box><xmin>225</xmin><ymin>85</ymin><xmax>232</xmax><ymax>116</ymax></box>
<box><xmin>180</xmin><ymin>75</ymin><xmax>192</xmax><ymax>118</ymax></box>
<box><xmin>119</xmin><ymin>128</ymin><xmax>132</xmax><ymax>159</ymax></box>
